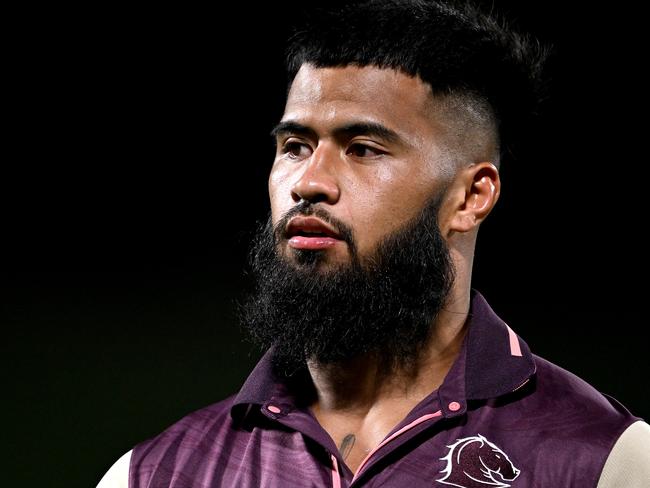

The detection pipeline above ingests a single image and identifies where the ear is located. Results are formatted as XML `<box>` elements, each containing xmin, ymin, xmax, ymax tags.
<box><xmin>446</xmin><ymin>162</ymin><xmax>500</xmax><ymax>234</ymax></box>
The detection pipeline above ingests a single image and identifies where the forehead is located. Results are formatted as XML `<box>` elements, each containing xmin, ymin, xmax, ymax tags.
<box><xmin>284</xmin><ymin>64</ymin><xmax>440</xmax><ymax>138</ymax></box>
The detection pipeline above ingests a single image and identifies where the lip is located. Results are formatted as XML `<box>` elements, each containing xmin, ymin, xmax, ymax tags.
<box><xmin>286</xmin><ymin>216</ymin><xmax>342</xmax><ymax>239</ymax></box>
<box><xmin>285</xmin><ymin>216</ymin><xmax>343</xmax><ymax>250</ymax></box>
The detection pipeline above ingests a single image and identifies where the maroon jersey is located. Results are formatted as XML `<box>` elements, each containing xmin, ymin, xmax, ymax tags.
<box><xmin>129</xmin><ymin>291</ymin><xmax>639</xmax><ymax>487</ymax></box>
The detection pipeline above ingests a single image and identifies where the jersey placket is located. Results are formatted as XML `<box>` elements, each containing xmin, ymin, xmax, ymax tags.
<box><xmin>260</xmin><ymin>393</ymin><xmax>465</xmax><ymax>487</ymax></box>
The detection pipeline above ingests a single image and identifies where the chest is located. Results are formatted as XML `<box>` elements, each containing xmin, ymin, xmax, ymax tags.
<box><xmin>204</xmin><ymin>422</ymin><xmax>604</xmax><ymax>488</ymax></box>
<box><xmin>321</xmin><ymin>414</ymin><xmax>404</xmax><ymax>473</ymax></box>
<box><xmin>131</xmin><ymin>403</ymin><xmax>617</xmax><ymax>488</ymax></box>
<box><xmin>314</xmin><ymin>403</ymin><xmax>420</xmax><ymax>473</ymax></box>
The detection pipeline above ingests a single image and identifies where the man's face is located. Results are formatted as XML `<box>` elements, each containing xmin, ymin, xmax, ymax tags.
<box><xmin>269</xmin><ymin>64</ymin><xmax>453</xmax><ymax>268</ymax></box>
<box><xmin>244</xmin><ymin>64</ymin><xmax>457</xmax><ymax>370</ymax></box>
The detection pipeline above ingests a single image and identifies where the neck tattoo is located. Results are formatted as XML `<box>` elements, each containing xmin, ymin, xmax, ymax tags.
<box><xmin>339</xmin><ymin>434</ymin><xmax>356</xmax><ymax>460</ymax></box>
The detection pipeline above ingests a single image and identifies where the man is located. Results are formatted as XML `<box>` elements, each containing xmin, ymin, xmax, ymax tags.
<box><xmin>98</xmin><ymin>1</ymin><xmax>649</xmax><ymax>486</ymax></box>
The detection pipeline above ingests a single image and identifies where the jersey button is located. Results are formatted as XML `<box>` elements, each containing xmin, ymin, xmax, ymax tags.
<box><xmin>448</xmin><ymin>401</ymin><xmax>461</xmax><ymax>412</ymax></box>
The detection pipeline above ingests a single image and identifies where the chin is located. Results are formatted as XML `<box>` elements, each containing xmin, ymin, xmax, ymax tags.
<box><xmin>286</xmin><ymin>248</ymin><xmax>350</xmax><ymax>271</ymax></box>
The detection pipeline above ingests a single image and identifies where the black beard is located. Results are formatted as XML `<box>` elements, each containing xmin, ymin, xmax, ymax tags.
<box><xmin>239</xmin><ymin>196</ymin><xmax>455</xmax><ymax>375</ymax></box>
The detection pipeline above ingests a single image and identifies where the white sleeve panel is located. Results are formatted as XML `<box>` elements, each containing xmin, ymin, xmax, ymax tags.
<box><xmin>96</xmin><ymin>449</ymin><xmax>132</xmax><ymax>488</ymax></box>
<box><xmin>597</xmin><ymin>421</ymin><xmax>650</xmax><ymax>488</ymax></box>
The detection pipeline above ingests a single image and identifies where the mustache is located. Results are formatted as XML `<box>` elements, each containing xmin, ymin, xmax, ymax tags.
<box><xmin>273</xmin><ymin>201</ymin><xmax>356</xmax><ymax>249</ymax></box>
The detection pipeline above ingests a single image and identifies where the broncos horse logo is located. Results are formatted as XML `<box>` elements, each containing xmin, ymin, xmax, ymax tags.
<box><xmin>437</xmin><ymin>434</ymin><xmax>520</xmax><ymax>488</ymax></box>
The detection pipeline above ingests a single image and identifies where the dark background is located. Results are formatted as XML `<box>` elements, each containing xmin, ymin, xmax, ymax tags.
<box><xmin>3</xmin><ymin>2</ymin><xmax>647</xmax><ymax>486</ymax></box>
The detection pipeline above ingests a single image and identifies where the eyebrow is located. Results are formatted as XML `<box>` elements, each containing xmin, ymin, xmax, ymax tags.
<box><xmin>270</xmin><ymin>121</ymin><xmax>404</xmax><ymax>146</ymax></box>
<box><xmin>270</xmin><ymin>121</ymin><xmax>316</xmax><ymax>140</ymax></box>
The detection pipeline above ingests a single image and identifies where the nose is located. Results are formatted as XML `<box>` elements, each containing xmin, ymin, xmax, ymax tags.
<box><xmin>290</xmin><ymin>145</ymin><xmax>341</xmax><ymax>205</ymax></box>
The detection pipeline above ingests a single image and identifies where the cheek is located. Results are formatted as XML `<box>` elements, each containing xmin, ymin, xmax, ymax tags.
<box><xmin>268</xmin><ymin>162</ymin><xmax>285</xmax><ymax>194</ymax></box>
<box><xmin>349</xmin><ymin>168</ymin><xmax>443</xmax><ymax>254</ymax></box>
<box><xmin>373</xmin><ymin>161</ymin><xmax>401</xmax><ymax>187</ymax></box>
<box><xmin>341</xmin><ymin>175</ymin><xmax>409</xmax><ymax>253</ymax></box>
<box><xmin>268</xmin><ymin>164</ymin><xmax>294</xmax><ymax>223</ymax></box>
<box><xmin>363</xmin><ymin>166</ymin><xmax>433</xmax><ymax>217</ymax></box>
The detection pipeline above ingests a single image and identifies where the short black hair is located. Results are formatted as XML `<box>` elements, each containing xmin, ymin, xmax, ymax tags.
<box><xmin>285</xmin><ymin>0</ymin><xmax>550</xmax><ymax>166</ymax></box>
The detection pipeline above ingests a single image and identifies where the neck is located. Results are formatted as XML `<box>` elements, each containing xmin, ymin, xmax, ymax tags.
<box><xmin>308</xmin><ymin>287</ymin><xmax>471</xmax><ymax>414</ymax></box>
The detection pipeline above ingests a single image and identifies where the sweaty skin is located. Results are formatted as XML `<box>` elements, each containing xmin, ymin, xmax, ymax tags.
<box><xmin>272</xmin><ymin>65</ymin><xmax>452</xmax><ymax>266</ymax></box>
<box><xmin>269</xmin><ymin>64</ymin><xmax>500</xmax><ymax>473</ymax></box>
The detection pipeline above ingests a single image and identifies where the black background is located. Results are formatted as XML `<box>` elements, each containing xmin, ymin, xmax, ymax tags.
<box><xmin>3</xmin><ymin>2</ymin><xmax>647</xmax><ymax>487</ymax></box>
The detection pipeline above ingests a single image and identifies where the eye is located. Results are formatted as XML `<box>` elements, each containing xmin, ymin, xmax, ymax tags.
<box><xmin>346</xmin><ymin>143</ymin><xmax>385</xmax><ymax>158</ymax></box>
<box><xmin>281</xmin><ymin>141</ymin><xmax>312</xmax><ymax>160</ymax></box>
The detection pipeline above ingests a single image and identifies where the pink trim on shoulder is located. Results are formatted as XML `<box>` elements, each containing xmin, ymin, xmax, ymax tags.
<box><xmin>505</xmin><ymin>324</ymin><xmax>523</xmax><ymax>357</ymax></box>
<box><xmin>352</xmin><ymin>410</ymin><xmax>443</xmax><ymax>482</ymax></box>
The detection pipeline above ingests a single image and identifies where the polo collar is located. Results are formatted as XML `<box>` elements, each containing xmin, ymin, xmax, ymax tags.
<box><xmin>231</xmin><ymin>290</ymin><xmax>536</xmax><ymax>420</ymax></box>
<box><xmin>463</xmin><ymin>291</ymin><xmax>536</xmax><ymax>399</ymax></box>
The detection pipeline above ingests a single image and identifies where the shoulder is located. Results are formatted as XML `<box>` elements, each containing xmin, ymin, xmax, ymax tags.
<box><xmin>598</xmin><ymin>421</ymin><xmax>650</xmax><ymax>488</ymax></box>
<box><xmin>96</xmin><ymin>450</ymin><xmax>131</xmax><ymax>488</ymax></box>
<box><xmin>520</xmin><ymin>355</ymin><xmax>641</xmax><ymax>461</ymax></box>
<box><xmin>96</xmin><ymin>397</ymin><xmax>239</xmax><ymax>487</ymax></box>
<box><xmin>532</xmin><ymin>354</ymin><xmax>636</xmax><ymax>423</ymax></box>
<box><xmin>130</xmin><ymin>395</ymin><xmax>238</xmax><ymax>467</ymax></box>
<box><xmin>477</xmin><ymin>354</ymin><xmax>643</xmax><ymax>485</ymax></box>
<box><xmin>151</xmin><ymin>395</ymin><xmax>237</xmax><ymax>436</ymax></box>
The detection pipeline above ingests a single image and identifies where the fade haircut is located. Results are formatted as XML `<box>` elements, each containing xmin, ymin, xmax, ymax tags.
<box><xmin>285</xmin><ymin>0</ymin><xmax>550</xmax><ymax>167</ymax></box>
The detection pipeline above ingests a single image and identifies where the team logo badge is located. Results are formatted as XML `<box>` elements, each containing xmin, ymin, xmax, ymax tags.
<box><xmin>437</xmin><ymin>434</ymin><xmax>520</xmax><ymax>488</ymax></box>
